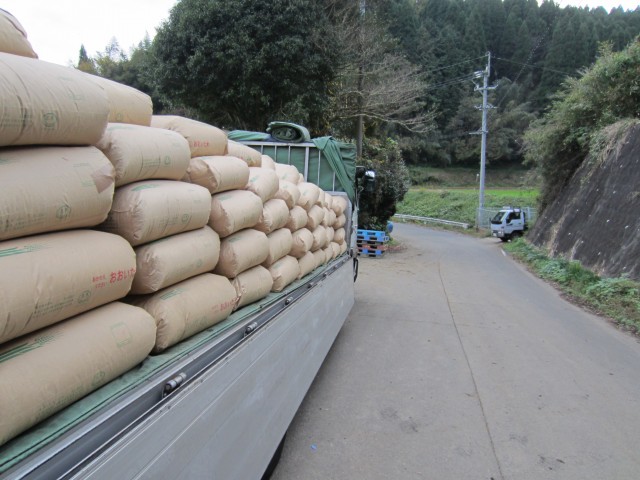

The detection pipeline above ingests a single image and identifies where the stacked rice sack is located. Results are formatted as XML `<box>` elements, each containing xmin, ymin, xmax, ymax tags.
<box><xmin>99</xmin><ymin>115</ymin><xmax>233</xmax><ymax>355</ymax></box>
<box><xmin>98</xmin><ymin>116</ymin><xmax>235</xmax><ymax>353</ymax></box>
<box><xmin>266</xmin><ymin>163</ymin><xmax>351</xmax><ymax>293</ymax></box>
<box><xmin>0</xmin><ymin>11</ymin><xmax>350</xmax><ymax>447</ymax></box>
<box><xmin>0</xmin><ymin>27</ymin><xmax>157</xmax><ymax>446</ymax></box>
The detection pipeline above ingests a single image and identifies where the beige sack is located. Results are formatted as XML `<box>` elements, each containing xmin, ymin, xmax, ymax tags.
<box><xmin>151</xmin><ymin>115</ymin><xmax>228</xmax><ymax>157</ymax></box>
<box><xmin>290</xmin><ymin>228</ymin><xmax>314</xmax><ymax>259</ymax></box>
<box><xmin>96</xmin><ymin>123</ymin><xmax>190</xmax><ymax>187</ymax></box>
<box><xmin>261</xmin><ymin>155</ymin><xmax>276</xmax><ymax>170</ymax></box>
<box><xmin>255</xmin><ymin>199</ymin><xmax>290</xmax><ymax>234</ymax></box>
<box><xmin>0</xmin><ymin>9</ymin><xmax>37</xmax><ymax>58</ymax></box>
<box><xmin>334</xmin><ymin>227</ymin><xmax>346</xmax><ymax>244</ymax></box>
<box><xmin>306</xmin><ymin>205</ymin><xmax>325</xmax><ymax>231</ymax></box>
<box><xmin>0</xmin><ymin>302</ymin><xmax>156</xmax><ymax>447</ymax></box>
<box><xmin>313</xmin><ymin>248</ymin><xmax>328</xmax><ymax>268</ymax></box>
<box><xmin>209</xmin><ymin>190</ymin><xmax>263</xmax><ymax>238</ymax></box>
<box><xmin>0</xmin><ymin>146</ymin><xmax>115</xmax><ymax>241</ymax></box>
<box><xmin>269</xmin><ymin>255</ymin><xmax>300</xmax><ymax>293</ymax></box>
<box><xmin>131</xmin><ymin>274</ymin><xmax>235</xmax><ymax>353</ymax></box>
<box><xmin>0</xmin><ymin>230</ymin><xmax>136</xmax><ymax>344</ymax></box>
<box><xmin>311</xmin><ymin>226</ymin><xmax>327</xmax><ymax>251</ymax></box>
<box><xmin>327</xmin><ymin>208</ymin><xmax>337</xmax><ymax>228</ymax></box>
<box><xmin>330</xmin><ymin>241</ymin><xmax>341</xmax><ymax>259</ymax></box>
<box><xmin>320</xmin><ymin>207</ymin><xmax>329</xmax><ymax>227</ymax></box>
<box><xmin>274</xmin><ymin>163</ymin><xmax>301</xmax><ymax>184</ymax></box>
<box><xmin>334</xmin><ymin>213</ymin><xmax>347</xmax><ymax>229</ymax></box>
<box><xmin>323</xmin><ymin>245</ymin><xmax>335</xmax><ymax>262</ymax></box>
<box><xmin>246</xmin><ymin>167</ymin><xmax>279</xmax><ymax>203</ymax></box>
<box><xmin>325</xmin><ymin>193</ymin><xmax>333</xmax><ymax>211</ymax></box>
<box><xmin>102</xmin><ymin>180</ymin><xmax>212</xmax><ymax>246</ymax></box>
<box><xmin>332</xmin><ymin>195</ymin><xmax>348</xmax><ymax>216</ymax></box>
<box><xmin>232</xmin><ymin>266</ymin><xmax>274</xmax><ymax>311</ymax></box>
<box><xmin>84</xmin><ymin>74</ymin><xmax>152</xmax><ymax>126</ymax></box>
<box><xmin>325</xmin><ymin>226</ymin><xmax>335</xmax><ymax>247</ymax></box>
<box><xmin>227</xmin><ymin>140</ymin><xmax>261</xmax><ymax>167</ymax></box>
<box><xmin>297</xmin><ymin>182</ymin><xmax>320</xmax><ymax>211</ymax></box>
<box><xmin>317</xmin><ymin>190</ymin><xmax>325</xmax><ymax>207</ymax></box>
<box><xmin>297</xmin><ymin>252</ymin><xmax>317</xmax><ymax>280</ymax></box>
<box><xmin>285</xmin><ymin>206</ymin><xmax>308</xmax><ymax>232</ymax></box>
<box><xmin>339</xmin><ymin>242</ymin><xmax>348</xmax><ymax>255</ymax></box>
<box><xmin>0</xmin><ymin>53</ymin><xmax>109</xmax><ymax>147</ymax></box>
<box><xmin>262</xmin><ymin>228</ymin><xmax>293</xmax><ymax>267</ymax></box>
<box><xmin>274</xmin><ymin>180</ymin><xmax>301</xmax><ymax>209</ymax></box>
<box><xmin>131</xmin><ymin>226</ymin><xmax>220</xmax><ymax>294</ymax></box>
<box><xmin>184</xmin><ymin>156</ymin><xmax>249</xmax><ymax>194</ymax></box>
<box><xmin>214</xmin><ymin>229</ymin><xmax>269</xmax><ymax>278</ymax></box>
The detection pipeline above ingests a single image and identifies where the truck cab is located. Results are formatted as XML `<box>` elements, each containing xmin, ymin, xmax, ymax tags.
<box><xmin>490</xmin><ymin>206</ymin><xmax>527</xmax><ymax>242</ymax></box>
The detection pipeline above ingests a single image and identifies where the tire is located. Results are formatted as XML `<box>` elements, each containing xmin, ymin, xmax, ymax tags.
<box><xmin>261</xmin><ymin>433</ymin><xmax>286</xmax><ymax>480</ymax></box>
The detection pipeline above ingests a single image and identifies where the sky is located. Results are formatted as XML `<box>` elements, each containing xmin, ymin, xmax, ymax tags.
<box><xmin>2</xmin><ymin>0</ymin><xmax>639</xmax><ymax>67</ymax></box>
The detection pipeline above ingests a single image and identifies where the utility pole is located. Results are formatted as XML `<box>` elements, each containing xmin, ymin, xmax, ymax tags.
<box><xmin>356</xmin><ymin>0</ymin><xmax>366</xmax><ymax>159</ymax></box>
<box><xmin>471</xmin><ymin>52</ymin><xmax>496</xmax><ymax>228</ymax></box>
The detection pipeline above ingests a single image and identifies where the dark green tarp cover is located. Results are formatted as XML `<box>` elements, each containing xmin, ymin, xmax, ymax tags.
<box><xmin>227</xmin><ymin>130</ymin><xmax>270</xmax><ymax>142</ymax></box>
<box><xmin>312</xmin><ymin>137</ymin><xmax>355</xmax><ymax>202</ymax></box>
<box><xmin>266</xmin><ymin>122</ymin><xmax>311</xmax><ymax>143</ymax></box>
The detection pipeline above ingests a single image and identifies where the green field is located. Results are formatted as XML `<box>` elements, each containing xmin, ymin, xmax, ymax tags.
<box><xmin>407</xmin><ymin>165</ymin><xmax>540</xmax><ymax>189</ymax></box>
<box><xmin>396</xmin><ymin>187</ymin><xmax>539</xmax><ymax>225</ymax></box>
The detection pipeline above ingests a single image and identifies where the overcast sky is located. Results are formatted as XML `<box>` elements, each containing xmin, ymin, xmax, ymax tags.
<box><xmin>2</xmin><ymin>0</ymin><xmax>639</xmax><ymax>66</ymax></box>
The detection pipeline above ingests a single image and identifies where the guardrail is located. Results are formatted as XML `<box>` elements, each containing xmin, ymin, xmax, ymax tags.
<box><xmin>393</xmin><ymin>214</ymin><xmax>470</xmax><ymax>229</ymax></box>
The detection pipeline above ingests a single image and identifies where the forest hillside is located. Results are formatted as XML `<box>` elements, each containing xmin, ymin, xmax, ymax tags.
<box><xmin>77</xmin><ymin>0</ymin><xmax>640</xmax><ymax>169</ymax></box>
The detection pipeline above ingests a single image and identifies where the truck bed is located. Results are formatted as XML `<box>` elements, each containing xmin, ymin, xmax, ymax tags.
<box><xmin>2</xmin><ymin>255</ymin><xmax>354</xmax><ymax>479</ymax></box>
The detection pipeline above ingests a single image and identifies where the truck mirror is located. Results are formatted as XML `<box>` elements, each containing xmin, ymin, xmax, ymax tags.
<box><xmin>364</xmin><ymin>170</ymin><xmax>376</xmax><ymax>193</ymax></box>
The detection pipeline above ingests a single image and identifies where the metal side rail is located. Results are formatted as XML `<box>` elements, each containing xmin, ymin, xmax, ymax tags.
<box><xmin>393</xmin><ymin>214</ymin><xmax>470</xmax><ymax>229</ymax></box>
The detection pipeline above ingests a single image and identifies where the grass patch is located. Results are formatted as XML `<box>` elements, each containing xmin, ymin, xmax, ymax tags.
<box><xmin>504</xmin><ymin>239</ymin><xmax>640</xmax><ymax>333</ymax></box>
<box><xmin>397</xmin><ymin>188</ymin><xmax>539</xmax><ymax>225</ymax></box>
<box><xmin>407</xmin><ymin>165</ymin><xmax>539</xmax><ymax>188</ymax></box>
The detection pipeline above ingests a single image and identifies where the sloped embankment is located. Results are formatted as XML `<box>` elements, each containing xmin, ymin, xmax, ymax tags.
<box><xmin>529</xmin><ymin>122</ymin><xmax>640</xmax><ymax>281</ymax></box>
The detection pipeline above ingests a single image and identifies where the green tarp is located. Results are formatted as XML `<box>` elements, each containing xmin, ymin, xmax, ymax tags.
<box><xmin>266</xmin><ymin>122</ymin><xmax>311</xmax><ymax>143</ymax></box>
<box><xmin>227</xmin><ymin>130</ymin><xmax>270</xmax><ymax>142</ymax></box>
<box><xmin>312</xmin><ymin>137</ymin><xmax>355</xmax><ymax>202</ymax></box>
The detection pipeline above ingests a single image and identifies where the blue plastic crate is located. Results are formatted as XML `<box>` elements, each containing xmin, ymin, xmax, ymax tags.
<box><xmin>357</xmin><ymin>229</ymin><xmax>387</xmax><ymax>242</ymax></box>
<box><xmin>357</xmin><ymin>247</ymin><xmax>385</xmax><ymax>256</ymax></box>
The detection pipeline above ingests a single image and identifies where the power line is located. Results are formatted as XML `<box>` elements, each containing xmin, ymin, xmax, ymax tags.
<box><xmin>425</xmin><ymin>74</ymin><xmax>475</xmax><ymax>91</ymax></box>
<box><xmin>426</xmin><ymin>55</ymin><xmax>487</xmax><ymax>74</ymax></box>
<box><xmin>493</xmin><ymin>56</ymin><xmax>574</xmax><ymax>76</ymax></box>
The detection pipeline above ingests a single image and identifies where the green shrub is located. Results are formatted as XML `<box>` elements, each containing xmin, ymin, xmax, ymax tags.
<box><xmin>358</xmin><ymin>138</ymin><xmax>411</xmax><ymax>231</ymax></box>
<box><xmin>524</xmin><ymin>39</ymin><xmax>640</xmax><ymax>212</ymax></box>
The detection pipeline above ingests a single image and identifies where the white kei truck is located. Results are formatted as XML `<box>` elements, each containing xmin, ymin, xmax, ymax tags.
<box><xmin>0</xmin><ymin>136</ymin><xmax>364</xmax><ymax>480</ymax></box>
<box><xmin>490</xmin><ymin>206</ymin><xmax>528</xmax><ymax>242</ymax></box>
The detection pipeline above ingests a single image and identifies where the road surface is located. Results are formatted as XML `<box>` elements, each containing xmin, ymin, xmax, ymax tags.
<box><xmin>271</xmin><ymin>222</ymin><xmax>640</xmax><ymax>480</ymax></box>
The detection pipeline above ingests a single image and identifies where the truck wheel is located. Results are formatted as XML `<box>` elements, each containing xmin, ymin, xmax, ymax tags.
<box><xmin>261</xmin><ymin>433</ymin><xmax>286</xmax><ymax>480</ymax></box>
<box><xmin>500</xmin><ymin>236</ymin><xmax>510</xmax><ymax>242</ymax></box>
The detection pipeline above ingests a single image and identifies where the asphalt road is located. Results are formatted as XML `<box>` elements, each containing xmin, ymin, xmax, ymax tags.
<box><xmin>271</xmin><ymin>222</ymin><xmax>640</xmax><ymax>480</ymax></box>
